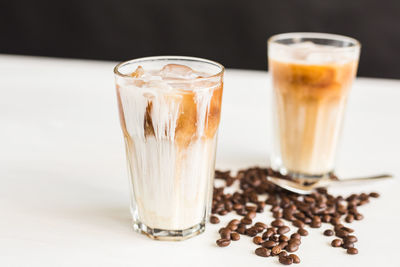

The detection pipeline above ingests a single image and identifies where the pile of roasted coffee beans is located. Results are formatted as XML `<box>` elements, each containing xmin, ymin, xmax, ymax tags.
<box><xmin>211</xmin><ymin>167</ymin><xmax>380</xmax><ymax>265</ymax></box>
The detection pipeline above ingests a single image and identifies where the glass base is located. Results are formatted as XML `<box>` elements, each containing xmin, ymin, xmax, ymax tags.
<box><xmin>133</xmin><ymin>220</ymin><xmax>205</xmax><ymax>241</ymax></box>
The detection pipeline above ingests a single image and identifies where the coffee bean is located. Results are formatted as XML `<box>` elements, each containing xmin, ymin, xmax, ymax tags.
<box><xmin>262</xmin><ymin>240</ymin><xmax>277</xmax><ymax>248</ymax></box>
<box><xmin>355</xmin><ymin>213</ymin><xmax>364</xmax><ymax>220</ymax></box>
<box><xmin>290</xmin><ymin>233</ymin><xmax>301</xmax><ymax>240</ymax></box>
<box><xmin>246</xmin><ymin>227</ymin><xmax>258</xmax><ymax>237</ymax></box>
<box><xmin>245</xmin><ymin>205</ymin><xmax>257</xmax><ymax>212</ymax></box>
<box><xmin>236</xmin><ymin>226</ymin><xmax>246</xmax><ymax>234</ymax></box>
<box><xmin>216</xmin><ymin>239</ymin><xmax>231</xmax><ymax>247</ymax></box>
<box><xmin>344</xmin><ymin>235</ymin><xmax>358</xmax><ymax>243</ymax></box>
<box><xmin>271</xmin><ymin>245</ymin><xmax>282</xmax><ymax>255</ymax></box>
<box><xmin>345</xmin><ymin>214</ymin><xmax>354</xmax><ymax>223</ymax></box>
<box><xmin>246</xmin><ymin>211</ymin><xmax>257</xmax><ymax>219</ymax></box>
<box><xmin>335</xmin><ymin>229</ymin><xmax>349</xmax><ymax>238</ymax></box>
<box><xmin>279</xmin><ymin>241</ymin><xmax>289</xmax><ymax>249</ymax></box>
<box><xmin>210</xmin><ymin>215</ymin><xmax>220</xmax><ymax>224</ymax></box>
<box><xmin>279</xmin><ymin>251</ymin><xmax>288</xmax><ymax>257</ymax></box>
<box><xmin>341</xmin><ymin>227</ymin><xmax>354</xmax><ymax>233</ymax></box>
<box><xmin>228</xmin><ymin>219</ymin><xmax>240</xmax><ymax>226</ymax></box>
<box><xmin>253</xmin><ymin>236</ymin><xmax>263</xmax><ymax>245</ymax></box>
<box><xmin>369</xmin><ymin>192</ymin><xmax>380</xmax><ymax>198</ymax></box>
<box><xmin>286</xmin><ymin>243</ymin><xmax>299</xmax><ymax>252</ymax></box>
<box><xmin>271</xmin><ymin>205</ymin><xmax>281</xmax><ymax>212</ymax></box>
<box><xmin>241</xmin><ymin>217</ymin><xmax>252</xmax><ymax>225</ymax></box>
<box><xmin>279</xmin><ymin>235</ymin><xmax>290</xmax><ymax>242</ymax></box>
<box><xmin>279</xmin><ymin>255</ymin><xmax>293</xmax><ymax>265</ymax></box>
<box><xmin>272</xmin><ymin>219</ymin><xmax>285</xmax><ymax>227</ymax></box>
<box><xmin>292</xmin><ymin>220</ymin><xmax>304</xmax><ymax>228</ymax></box>
<box><xmin>278</xmin><ymin>226</ymin><xmax>290</xmax><ymax>235</ymax></box>
<box><xmin>233</xmin><ymin>203</ymin><xmax>243</xmax><ymax>210</ymax></box>
<box><xmin>231</xmin><ymin>232</ymin><xmax>240</xmax><ymax>241</ymax></box>
<box><xmin>323</xmin><ymin>229</ymin><xmax>334</xmax><ymax>236</ymax></box>
<box><xmin>270</xmin><ymin>234</ymin><xmax>280</xmax><ymax>242</ymax></box>
<box><xmin>288</xmin><ymin>238</ymin><xmax>301</xmax><ymax>246</ymax></box>
<box><xmin>263</xmin><ymin>228</ymin><xmax>275</xmax><ymax>240</ymax></box>
<box><xmin>331</xmin><ymin>239</ymin><xmax>342</xmax><ymax>247</ymax></box>
<box><xmin>322</xmin><ymin>215</ymin><xmax>331</xmax><ymax>223</ymax></box>
<box><xmin>273</xmin><ymin>211</ymin><xmax>283</xmax><ymax>219</ymax></box>
<box><xmin>347</xmin><ymin>247</ymin><xmax>358</xmax><ymax>255</ymax></box>
<box><xmin>288</xmin><ymin>254</ymin><xmax>300</xmax><ymax>264</ymax></box>
<box><xmin>220</xmin><ymin>229</ymin><xmax>231</xmax><ymax>240</ymax></box>
<box><xmin>228</xmin><ymin>224</ymin><xmax>238</xmax><ymax>231</ymax></box>
<box><xmin>298</xmin><ymin>228</ymin><xmax>308</xmax><ymax>236</ymax></box>
<box><xmin>255</xmin><ymin>247</ymin><xmax>271</xmax><ymax>257</ymax></box>
<box><xmin>330</xmin><ymin>217</ymin><xmax>340</xmax><ymax>225</ymax></box>
<box><xmin>254</xmin><ymin>222</ymin><xmax>267</xmax><ymax>229</ymax></box>
<box><xmin>218</xmin><ymin>210</ymin><xmax>228</xmax><ymax>216</ymax></box>
<box><xmin>342</xmin><ymin>241</ymin><xmax>354</xmax><ymax>249</ymax></box>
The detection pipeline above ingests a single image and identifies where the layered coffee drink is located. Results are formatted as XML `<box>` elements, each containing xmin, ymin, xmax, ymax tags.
<box><xmin>114</xmin><ymin>57</ymin><xmax>224</xmax><ymax>240</ymax></box>
<box><xmin>268</xmin><ymin>33</ymin><xmax>360</xmax><ymax>178</ymax></box>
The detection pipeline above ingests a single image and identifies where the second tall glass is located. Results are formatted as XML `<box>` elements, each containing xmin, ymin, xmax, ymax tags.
<box><xmin>268</xmin><ymin>33</ymin><xmax>360</xmax><ymax>180</ymax></box>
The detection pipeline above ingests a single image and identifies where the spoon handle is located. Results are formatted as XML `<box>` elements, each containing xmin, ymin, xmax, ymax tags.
<box><xmin>335</xmin><ymin>174</ymin><xmax>393</xmax><ymax>183</ymax></box>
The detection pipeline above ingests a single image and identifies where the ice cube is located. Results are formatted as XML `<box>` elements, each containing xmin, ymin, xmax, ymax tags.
<box><xmin>306</xmin><ymin>52</ymin><xmax>334</xmax><ymax>64</ymax></box>
<box><xmin>160</xmin><ymin>64</ymin><xmax>198</xmax><ymax>79</ymax></box>
<box><xmin>131</xmin><ymin>66</ymin><xmax>145</xmax><ymax>77</ymax></box>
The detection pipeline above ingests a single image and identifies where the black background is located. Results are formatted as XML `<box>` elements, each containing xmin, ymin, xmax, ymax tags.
<box><xmin>1</xmin><ymin>0</ymin><xmax>399</xmax><ymax>78</ymax></box>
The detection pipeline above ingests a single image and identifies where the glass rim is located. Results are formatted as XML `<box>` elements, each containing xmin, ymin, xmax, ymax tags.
<box><xmin>268</xmin><ymin>32</ymin><xmax>361</xmax><ymax>51</ymax></box>
<box><xmin>113</xmin><ymin>55</ymin><xmax>225</xmax><ymax>82</ymax></box>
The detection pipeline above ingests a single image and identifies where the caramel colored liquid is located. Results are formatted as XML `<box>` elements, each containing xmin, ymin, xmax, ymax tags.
<box><xmin>270</xmin><ymin>59</ymin><xmax>358</xmax><ymax>175</ymax></box>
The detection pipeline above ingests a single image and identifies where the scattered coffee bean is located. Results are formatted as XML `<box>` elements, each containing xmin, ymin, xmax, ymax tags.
<box><xmin>263</xmin><ymin>229</ymin><xmax>275</xmax><ymax>240</ymax></box>
<box><xmin>212</xmin><ymin>167</ymin><xmax>379</xmax><ymax>264</ymax></box>
<box><xmin>278</xmin><ymin>226</ymin><xmax>290</xmax><ymax>235</ymax></box>
<box><xmin>323</xmin><ymin>229</ymin><xmax>334</xmax><ymax>236</ymax></box>
<box><xmin>272</xmin><ymin>219</ymin><xmax>285</xmax><ymax>227</ymax></box>
<box><xmin>369</xmin><ymin>192</ymin><xmax>380</xmax><ymax>198</ymax></box>
<box><xmin>335</xmin><ymin>229</ymin><xmax>349</xmax><ymax>238</ymax></box>
<box><xmin>231</xmin><ymin>232</ymin><xmax>240</xmax><ymax>241</ymax></box>
<box><xmin>271</xmin><ymin>245</ymin><xmax>282</xmax><ymax>255</ymax></box>
<box><xmin>290</xmin><ymin>233</ymin><xmax>301</xmax><ymax>240</ymax></box>
<box><xmin>288</xmin><ymin>254</ymin><xmax>300</xmax><ymax>264</ymax></box>
<box><xmin>342</xmin><ymin>241</ymin><xmax>354</xmax><ymax>249</ymax></box>
<box><xmin>255</xmin><ymin>247</ymin><xmax>271</xmax><ymax>257</ymax></box>
<box><xmin>210</xmin><ymin>215</ymin><xmax>220</xmax><ymax>224</ymax></box>
<box><xmin>292</xmin><ymin>220</ymin><xmax>304</xmax><ymax>228</ymax></box>
<box><xmin>331</xmin><ymin>239</ymin><xmax>342</xmax><ymax>247</ymax></box>
<box><xmin>298</xmin><ymin>228</ymin><xmax>308</xmax><ymax>236</ymax></box>
<box><xmin>216</xmin><ymin>239</ymin><xmax>230</xmax><ymax>247</ymax></box>
<box><xmin>253</xmin><ymin>236</ymin><xmax>263</xmax><ymax>245</ymax></box>
<box><xmin>355</xmin><ymin>213</ymin><xmax>364</xmax><ymax>220</ymax></box>
<box><xmin>255</xmin><ymin>222</ymin><xmax>268</xmax><ymax>229</ymax></box>
<box><xmin>347</xmin><ymin>247</ymin><xmax>358</xmax><ymax>255</ymax></box>
<box><xmin>262</xmin><ymin>240</ymin><xmax>277</xmax><ymax>248</ymax></box>
<box><xmin>279</xmin><ymin>255</ymin><xmax>294</xmax><ymax>265</ymax></box>
<box><xmin>286</xmin><ymin>243</ymin><xmax>299</xmax><ymax>252</ymax></box>
<box><xmin>279</xmin><ymin>235</ymin><xmax>290</xmax><ymax>242</ymax></box>
<box><xmin>241</xmin><ymin>217</ymin><xmax>252</xmax><ymax>225</ymax></box>
<box><xmin>345</xmin><ymin>235</ymin><xmax>358</xmax><ymax>243</ymax></box>
<box><xmin>279</xmin><ymin>251</ymin><xmax>288</xmax><ymax>257</ymax></box>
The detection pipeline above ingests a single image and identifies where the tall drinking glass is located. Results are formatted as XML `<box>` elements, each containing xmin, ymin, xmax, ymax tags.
<box><xmin>268</xmin><ymin>33</ymin><xmax>360</xmax><ymax>181</ymax></box>
<box><xmin>114</xmin><ymin>56</ymin><xmax>224</xmax><ymax>240</ymax></box>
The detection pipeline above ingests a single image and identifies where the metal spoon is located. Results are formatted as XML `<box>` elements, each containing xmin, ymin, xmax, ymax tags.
<box><xmin>267</xmin><ymin>174</ymin><xmax>394</xmax><ymax>195</ymax></box>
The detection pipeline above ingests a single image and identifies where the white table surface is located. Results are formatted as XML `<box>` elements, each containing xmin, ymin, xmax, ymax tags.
<box><xmin>0</xmin><ymin>55</ymin><xmax>399</xmax><ymax>267</ymax></box>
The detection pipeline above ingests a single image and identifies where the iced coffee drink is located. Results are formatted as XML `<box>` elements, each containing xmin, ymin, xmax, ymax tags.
<box><xmin>268</xmin><ymin>33</ymin><xmax>360</xmax><ymax>179</ymax></box>
<box><xmin>114</xmin><ymin>56</ymin><xmax>224</xmax><ymax>240</ymax></box>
